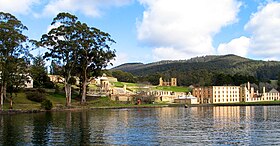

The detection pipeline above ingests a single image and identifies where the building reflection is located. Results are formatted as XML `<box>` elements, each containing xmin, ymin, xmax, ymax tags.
<box><xmin>213</xmin><ymin>106</ymin><xmax>241</xmax><ymax>127</ymax></box>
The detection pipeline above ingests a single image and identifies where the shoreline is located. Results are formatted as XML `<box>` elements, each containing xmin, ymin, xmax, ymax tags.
<box><xmin>0</xmin><ymin>105</ymin><xmax>169</xmax><ymax>115</ymax></box>
<box><xmin>1</xmin><ymin>103</ymin><xmax>280</xmax><ymax>115</ymax></box>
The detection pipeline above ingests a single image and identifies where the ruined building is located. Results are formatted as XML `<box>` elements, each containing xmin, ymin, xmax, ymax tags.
<box><xmin>159</xmin><ymin>77</ymin><xmax>177</xmax><ymax>86</ymax></box>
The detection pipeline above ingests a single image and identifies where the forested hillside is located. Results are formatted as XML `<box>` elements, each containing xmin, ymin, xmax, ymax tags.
<box><xmin>111</xmin><ymin>54</ymin><xmax>280</xmax><ymax>86</ymax></box>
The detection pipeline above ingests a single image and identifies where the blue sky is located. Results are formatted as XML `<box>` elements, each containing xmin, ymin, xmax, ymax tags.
<box><xmin>1</xmin><ymin>0</ymin><xmax>280</xmax><ymax>67</ymax></box>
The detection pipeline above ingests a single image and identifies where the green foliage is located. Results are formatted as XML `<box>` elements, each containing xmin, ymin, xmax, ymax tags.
<box><xmin>278</xmin><ymin>73</ymin><xmax>280</xmax><ymax>86</ymax></box>
<box><xmin>40</xmin><ymin>12</ymin><xmax>116</xmax><ymax>105</ymax></box>
<box><xmin>0</xmin><ymin>12</ymin><xmax>31</xmax><ymax>109</ymax></box>
<box><xmin>112</xmin><ymin>70</ymin><xmax>136</xmax><ymax>83</ymax></box>
<box><xmin>112</xmin><ymin>54</ymin><xmax>277</xmax><ymax>86</ymax></box>
<box><xmin>40</xmin><ymin>12</ymin><xmax>81</xmax><ymax>106</ymax></box>
<box><xmin>41</xmin><ymin>99</ymin><xmax>53</xmax><ymax>110</ymax></box>
<box><xmin>30</xmin><ymin>55</ymin><xmax>53</xmax><ymax>88</ymax></box>
<box><xmin>74</xmin><ymin>22</ymin><xmax>116</xmax><ymax>103</ymax></box>
<box><xmin>212</xmin><ymin>73</ymin><xmax>258</xmax><ymax>86</ymax></box>
<box><xmin>26</xmin><ymin>89</ymin><xmax>46</xmax><ymax>103</ymax></box>
<box><xmin>44</xmin><ymin>81</ymin><xmax>55</xmax><ymax>89</ymax></box>
<box><xmin>49</xmin><ymin>61</ymin><xmax>62</xmax><ymax>75</ymax></box>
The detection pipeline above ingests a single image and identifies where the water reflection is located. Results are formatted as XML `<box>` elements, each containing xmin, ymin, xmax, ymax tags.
<box><xmin>0</xmin><ymin>106</ymin><xmax>280</xmax><ymax>145</ymax></box>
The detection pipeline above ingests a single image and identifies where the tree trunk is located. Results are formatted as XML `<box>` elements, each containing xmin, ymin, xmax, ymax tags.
<box><xmin>3</xmin><ymin>83</ymin><xmax>6</xmax><ymax>102</ymax></box>
<box><xmin>65</xmin><ymin>83</ymin><xmax>72</xmax><ymax>107</ymax></box>
<box><xmin>81</xmin><ymin>72</ymin><xmax>87</xmax><ymax>104</ymax></box>
<box><xmin>0</xmin><ymin>86</ymin><xmax>3</xmax><ymax>110</ymax></box>
<box><xmin>9</xmin><ymin>95</ymin><xmax>13</xmax><ymax>109</ymax></box>
<box><xmin>81</xmin><ymin>80</ymin><xmax>87</xmax><ymax>104</ymax></box>
<box><xmin>0</xmin><ymin>83</ymin><xmax>6</xmax><ymax>110</ymax></box>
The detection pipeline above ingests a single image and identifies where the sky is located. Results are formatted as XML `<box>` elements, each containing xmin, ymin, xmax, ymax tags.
<box><xmin>1</xmin><ymin>0</ymin><xmax>280</xmax><ymax>67</ymax></box>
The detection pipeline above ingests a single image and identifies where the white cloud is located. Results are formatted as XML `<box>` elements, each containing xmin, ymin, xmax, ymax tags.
<box><xmin>245</xmin><ymin>2</ymin><xmax>280</xmax><ymax>59</ymax></box>
<box><xmin>0</xmin><ymin>0</ymin><xmax>39</xmax><ymax>14</ymax></box>
<box><xmin>110</xmin><ymin>52</ymin><xmax>129</xmax><ymax>67</ymax></box>
<box><xmin>40</xmin><ymin>0</ymin><xmax>132</xmax><ymax>17</ymax></box>
<box><xmin>217</xmin><ymin>36</ymin><xmax>250</xmax><ymax>57</ymax></box>
<box><xmin>137</xmin><ymin>0</ymin><xmax>241</xmax><ymax>60</ymax></box>
<box><xmin>46</xmin><ymin>22</ymin><xmax>62</xmax><ymax>33</ymax></box>
<box><xmin>152</xmin><ymin>47</ymin><xmax>191</xmax><ymax>60</ymax></box>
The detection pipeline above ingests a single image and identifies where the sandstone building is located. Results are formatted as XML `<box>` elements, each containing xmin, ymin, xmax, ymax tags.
<box><xmin>159</xmin><ymin>77</ymin><xmax>177</xmax><ymax>86</ymax></box>
<box><xmin>193</xmin><ymin>82</ymin><xmax>280</xmax><ymax>104</ymax></box>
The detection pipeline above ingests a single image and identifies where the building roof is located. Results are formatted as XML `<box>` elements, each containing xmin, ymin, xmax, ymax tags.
<box><xmin>269</xmin><ymin>88</ymin><xmax>279</xmax><ymax>93</ymax></box>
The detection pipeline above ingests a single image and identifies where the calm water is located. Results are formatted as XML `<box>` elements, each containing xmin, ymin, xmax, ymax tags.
<box><xmin>1</xmin><ymin>106</ymin><xmax>280</xmax><ymax>145</ymax></box>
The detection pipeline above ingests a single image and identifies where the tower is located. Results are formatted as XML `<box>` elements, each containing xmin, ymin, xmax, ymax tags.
<box><xmin>171</xmin><ymin>78</ymin><xmax>177</xmax><ymax>86</ymax></box>
<box><xmin>159</xmin><ymin>77</ymin><xmax>163</xmax><ymax>86</ymax></box>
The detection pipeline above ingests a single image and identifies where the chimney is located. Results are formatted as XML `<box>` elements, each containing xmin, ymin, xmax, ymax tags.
<box><xmin>123</xmin><ymin>85</ymin><xmax>127</xmax><ymax>93</ymax></box>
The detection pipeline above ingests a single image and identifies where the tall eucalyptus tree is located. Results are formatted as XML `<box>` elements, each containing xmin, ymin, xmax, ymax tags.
<box><xmin>76</xmin><ymin>22</ymin><xmax>115</xmax><ymax>103</ymax></box>
<box><xmin>41</xmin><ymin>12</ymin><xmax>79</xmax><ymax>107</ymax></box>
<box><xmin>0</xmin><ymin>12</ymin><xmax>30</xmax><ymax>109</ymax></box>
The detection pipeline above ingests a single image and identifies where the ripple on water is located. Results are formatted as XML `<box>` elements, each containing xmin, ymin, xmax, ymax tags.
<box><xmin>1</xmin><ymin>106</ymin><xmax>280</xmax><ymax>145</ymax></box>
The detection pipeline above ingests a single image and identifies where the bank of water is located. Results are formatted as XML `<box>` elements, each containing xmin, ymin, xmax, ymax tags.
<box><xmin>0</xmin><ymin>106</ymin><xmax>280</xmax><ymax>145</ymax></box>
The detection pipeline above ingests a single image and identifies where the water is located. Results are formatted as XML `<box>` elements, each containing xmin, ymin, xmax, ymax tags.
<box><xmin>1</xmin><ymin>106</ymin><xmax>280</xmax><ymax>145</ymax></box>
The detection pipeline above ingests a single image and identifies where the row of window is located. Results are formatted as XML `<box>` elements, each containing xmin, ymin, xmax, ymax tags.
<box><xmin>214</xmin><ymin>98</ymin><xmax>239</xmax><ymax>102</ymax></box>
<box><xmin>214</xmin><ymin>91</ymin><xmax>239</xmax><ymax>94</ymax></box>
<box><xmin>214</xmin><ymin>95</ymin><xmax>239</xmax><ymax>98</ymax></box>
<box><xmin>213</xmin><ymin>87</ymin><xmax>239</xmax><ymax>89</ymax></box>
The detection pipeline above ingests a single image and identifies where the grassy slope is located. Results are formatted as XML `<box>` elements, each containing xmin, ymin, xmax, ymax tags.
<box><xmin>3</xmin><ymin>93</ymin><xmax>41</xmax><ymax>110</ymax></box>
<box><xmin>112</xmin><ymin>81</ymin><xmax>191</xmax><ymax>92</ymax></box>
<box><xmin>1</xmin><ymin>90</ymin><xmax>161</xmax><ymax>110</ymax></box>
<box><xmin>154</xmin><ymin>86</ymin><xmax>191</xmax><ymax>92</ymax></box>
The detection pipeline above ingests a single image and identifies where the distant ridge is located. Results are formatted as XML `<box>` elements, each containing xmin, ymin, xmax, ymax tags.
<box><xmin>111</xmin><ymin>54</ymin><xmax>280</xmax><ymax>81</ymax></box>
<box><xmin>112</xmin><ymin>54</ymin><xmax>252</xmax><ymax>72</ymax></box>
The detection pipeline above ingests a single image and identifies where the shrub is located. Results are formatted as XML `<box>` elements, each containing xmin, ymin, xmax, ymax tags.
<box><xmin>26</xmin><ymin>88</ymin><xmax>46</xmax><ymax>102</ymax></box>
<box><xmin>41</xmin><ymin>99</ymin><xmax>53</xmax><ymax>110</ymax></box>
<box><xmin>44</xmin><ymin>81</ymin><xmax>55</xmax><ymax>89</ymax></box>
<box><xmin>54</xmin><ymin>84</ymin><xmax>60</xmax><ymax>94</ymax></box>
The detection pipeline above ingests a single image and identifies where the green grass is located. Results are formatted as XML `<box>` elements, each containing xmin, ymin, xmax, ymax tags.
<box><xmin>1</xmin><ymin>91</ymin><xmax>80</xmax><ymax>110</ymax></box>
<box><xmin>1</xmin><ymin>87</ymin><xmax>168</xmax><ymax>111</ymax></box>
<box><xmin>124</xmin><ymin>82</ymin><xmax>139</xmax><ymax>87</ymax></box>
<box><xmin>113</xmin><ymin>82</ymin><xmax>124</xmax><ymax>87</ymax></box>
<box><xmin>46</xmin><ymin>92</ymin><xmax>66</xmax><ymax>105</ymax></box>
<box><xmin>154</xmin><ymin>86</ymin><xmax>190</xmax><ymax>92</ymax></box>
<box><xmin>112</xmin><ymin>82</ymin><xmax>141</xmax><ymax>88</ymax></box>
<box><xmin>88</xmin><ymin>84</ymin><xmax>98</xmax><ymax>90</ymax></box>
<box><xmin>87</xmin><ymin>96</ymin><xmax>125</xmax><ymax>107</ymax></box>
<box><xmin>3</xmin><ymin>93</ymin><xmax>41</xmax><ymax>110</ymax></box>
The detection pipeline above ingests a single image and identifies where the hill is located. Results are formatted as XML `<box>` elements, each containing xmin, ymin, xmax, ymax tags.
<box><xmin>111</xmin><ymin>54</ymin><xmax>280</xmax><ymax>86</ymax></box>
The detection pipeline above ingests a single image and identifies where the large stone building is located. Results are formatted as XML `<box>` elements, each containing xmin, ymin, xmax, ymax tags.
<box><xmin>193</xmin><ymin>82</ymin><xmax>280</xmax><ymax>104</ymax></box>
<box><xmin>159</xmin><ymin>77</ymin><xmax>177</xmax><ymax>86</ymax></box>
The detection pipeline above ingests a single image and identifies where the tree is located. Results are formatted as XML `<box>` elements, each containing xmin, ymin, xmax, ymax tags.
<box><xmin>30</xmin><ymin>55</ymin><xmax>52</xmax><ymax>88</ymax></box>
<box><xmin>75</xmin><ymin>22</ymin><xmax>115</xmax><ymax>103</ymax></box>
<box><xmin>40</xmin><ymin>13</ymin><xmax>80</xmax><ymax>107</ymax></box>
<box><xmin>6</xmin><ymin>57</ymin><xmax>29</xmax><ymax>109</ymax></box>
<box><xmin>0</xmin><ymin>12</ymin><xmax>30</xmax><ymax>109</ymax></box>
<box><xmin>112</xmin><ymin>70</ymin><xmax>136</xmax><ymax>83</ymax></box>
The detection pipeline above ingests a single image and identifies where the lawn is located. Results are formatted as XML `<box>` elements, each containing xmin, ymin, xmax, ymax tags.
<box><xmin>154</xmin><ymin>86</ymin><xmax>191</xmax><ymax>92</ymax></box>
<box><xmin>2</xmin><ymin>93</ymin><xmax>41</xmax><ymax>110</ymax></box>
<box><xmin>112</xmin><ymin>82</ymin><xmax>141</xmax><ymax>87</ymax></box>
<box><xmin>112</xmin><ymin>82</ymin><xmax>124</xmax><ymax>87</ymax></box>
